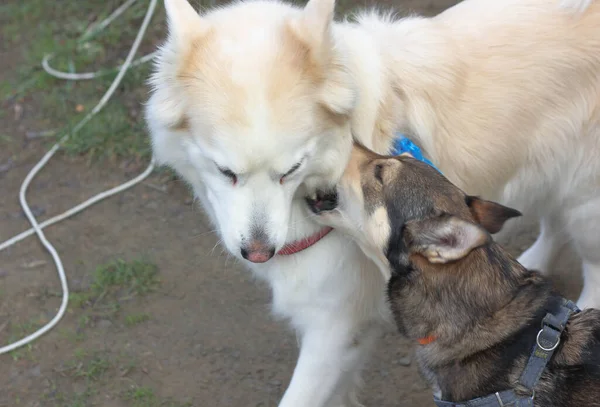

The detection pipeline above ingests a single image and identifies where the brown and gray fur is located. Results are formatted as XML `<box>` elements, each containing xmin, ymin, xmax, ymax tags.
<box><xmin>307</xmin><ymin>144</ymin><xmax>600</xmax><ymax>406</ymax></box>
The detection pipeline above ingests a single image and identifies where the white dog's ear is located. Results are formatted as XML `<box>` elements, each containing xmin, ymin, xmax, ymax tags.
<box><xmin>404</xmin><ymin>214</ymin><xmax>490</xmax><ymax>264</ymax></box>
<box><xmin>164</xmin><ymin>0</ymin><xmax>209</xmax><ymax>44</ymax></box>
<box><xmin>288</xmin><ymin>0</ymin><xmax>336</xmax><ymax>63</ymax></box>
<box><xmin>288</xmin><ymin>0</ymin><xmax>354</xmax><ymax>116</ymax></box>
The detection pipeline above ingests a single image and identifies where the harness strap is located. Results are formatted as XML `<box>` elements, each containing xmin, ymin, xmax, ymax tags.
<box><xmin>433</xmin><ymin>298</ymin><xmax>580</xmax><ymax>407</ymax></box>
<box><xmin>518</xmin><ymin>298</ymin><xmax>579</xmax><ymax>390</ymax></box>
<box><xmin>434</xmin><ymin>389</ymin><xmax>531</xmax><ymax>407</ymax></box>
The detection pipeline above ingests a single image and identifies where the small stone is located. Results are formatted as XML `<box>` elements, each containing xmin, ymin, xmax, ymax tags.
<box><xmin>0</xmin><ymin>159</ymin><xmax>14</xmax><ymax>173</ymax></box>
<box><xmin>25</xmin><ymin>130</ymin><xmax>56</xmax><ymax>139</ymax></box>
<box><xmin>14</xmin><ymin>103</ymin><xmax>23</xmax><ymax>120</ymax></box>
<box><xmin>97</xmin><ymin>319</ymin><xmax>112</xmax><ymax>329</ymax></box>
<box><xmin>412</xmin><ymin>379</ymin><xmax>430</xmax><ymax>391</ymax></box>
<box><xmin>21</xmin><ymin>205</ymin><xmax>46</xmax><ymax>218</ymax></box>
<box><xmin>396</xmin><ymin>354</ymin><xmax>412</xmax><ymax>366</ymax></box>
<box><xmin>21</xmin><ymin>260</ymin><xmax>47</xmax><ymax>269</ymax></box>
<box><xmin>28</xmin><ymin>365</ymin><xmax>41</xmax><ymax>377</ymax></box>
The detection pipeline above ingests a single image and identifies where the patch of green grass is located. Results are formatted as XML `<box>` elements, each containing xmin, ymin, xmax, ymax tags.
<box><xmin>64</xmin><ymin>349</ymin><xmax>111</xmax><ymax>381</ymax></box>
<box><xmin>0</xmin><ymin>0</ymin><xmax>167</xmax><ymax>161</ymax></box>
<box><xmin>6</xmin><ymin>318</ymin><xmax>45</xmax><ymax>361</ymax></box>
<box><xmin>124</xmin><ymin>386</ymin><xmax>159</xmax><ymax>407</ymax></box>
<box><xmin>70</xmin><ymin>259</ymin><xmax>160</xmax><ymax>310</ymax></box>
<box><xmin>60</xmin><ymin>98</ymin><xmax>152</xmax><ymax>162</ymax></box>
<box><xmin>43</xmin><ymin>386</ymin><xmax>94</xmax><ymax>407</ymax></box>
<box><xmin>59</xmin><ymin>259</ymin><xmax>159</xmax><ymax>342</ymax></box>
<box><xmin>58</xmin><ymin>326</ymin><xmax>86</xmax><ymax>344</ymax></box>
<box><xmin>66</xmin><ymin>328</ymin><xmax>87</xmax><ymax>344</ymax></box>
<box><xmin>124</xmin><ymin>312</ymin><xmax>150</xmax><ymax>327</ymax></box>
<box><xmin>123</xmin><ymin>385</ymin><xmax>193</xmax><ymax>407</ymax></box>
<box><xmin>66</xmin><ymin>398</ymin><xmax>89</xmax><ymax>407</ymax></box>
<box><xmin>164</xmin><ymin>401</ymin><xmax>193</xmax><ymax>407</ymax></box>
<box><xmin>163</xmin><ymin>402</ymin><xmax>193</xmax><ymax>407</ymax></box>
<box><xmin>91</xmin><ymin>258</ymin><xmax>159</xmax><ymax>298</ymax></box>
<box><xmin>70</xmin><ymin>291</ymin><xmax>93</xmax><ymax>309</ymax></box>
<box><xmin>116</xmin><ymin>351</ymin><xmax>139</xmax><ymax>375</ymax></box>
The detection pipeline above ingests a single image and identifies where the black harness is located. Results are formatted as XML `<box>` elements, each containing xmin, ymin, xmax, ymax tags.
<box><xmin>433</xmin><ymin>298</ymin><xmax>580</xmax><ymax>407</ymax></box>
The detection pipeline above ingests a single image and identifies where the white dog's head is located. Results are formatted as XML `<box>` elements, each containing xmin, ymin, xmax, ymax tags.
<box><xmin>145</xmin><ymin>0</ymin><xmax>356</xmax><ymax>263</ymax></box>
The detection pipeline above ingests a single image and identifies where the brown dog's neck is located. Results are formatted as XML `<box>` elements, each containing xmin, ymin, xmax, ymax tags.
<box><xmin>389</xmin><ymin>242</ymin><xmax>554</xmax><ymax>401</ymax></box>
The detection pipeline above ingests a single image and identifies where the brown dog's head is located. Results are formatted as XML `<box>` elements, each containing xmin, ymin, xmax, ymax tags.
<box><xmin>306</xmin><ymin>143</ymin><xmax>522</xmax><ymax>278</ymax></box>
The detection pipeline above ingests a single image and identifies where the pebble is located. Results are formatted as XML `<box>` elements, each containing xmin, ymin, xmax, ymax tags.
<box><xmin>396</xmin><ymin>354</ymin><xmax>412</xmax><ymax>367</ymax></box>
<box><xmin>412</xmin><ymin>379</ymin><xmax>430</xmax><ymax>391</ymax></box>
<box><xmin>19</xmin><ymin>205</ymin><xmax>46</xmax><ymax>218</ymax></box>
<box><xmin>0</xmin><ymin>159</ymin><xmax>14</xmax><ymax>173</ymax></box>
<box><xmin>97</xmin><ymin>319</ymin><xmax>113</xmax><ymax>329</ymax></box>
<box><xmin>28</xmin><ymin>365</ymin><xmax>41</xmax><ymax>377</ymax></box>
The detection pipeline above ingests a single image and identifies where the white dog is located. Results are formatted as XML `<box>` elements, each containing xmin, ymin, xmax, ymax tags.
<box><xmin>145</xmin><ymin>0</ymin><xmax>600</xmax><ymax>405</ymax></box>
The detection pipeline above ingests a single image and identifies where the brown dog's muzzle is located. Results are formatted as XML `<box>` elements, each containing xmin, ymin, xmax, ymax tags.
<box><xmin>305</xmin><ymin>189</ymin><xmax>339</xmax><ymax>214</ymax></box>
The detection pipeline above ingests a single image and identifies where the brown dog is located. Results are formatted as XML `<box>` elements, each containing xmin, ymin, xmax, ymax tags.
<box><xmin>306</xmin><ymin>144</ymin><xmax>600</xmax><ymax>407</ymax></box>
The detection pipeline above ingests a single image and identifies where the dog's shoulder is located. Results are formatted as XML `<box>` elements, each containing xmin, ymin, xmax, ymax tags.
<box><xmin>561</xmin><ymin>308</ymin><xmax>600</xmax><ymax>368</ymax></box>
<box><xmin>535</xmin><ymin>309</ymin><xmax>600</xmax><ymax>406</ymax></box>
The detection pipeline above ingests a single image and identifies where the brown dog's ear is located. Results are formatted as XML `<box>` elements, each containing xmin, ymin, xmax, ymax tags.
<box><xmin>465</xmin><ymin>196</ymin><xmax>522</xmax><ymax>234</ymax></box>
<box><xmin>404</xmin><ymin>214</ymin><xmax>490</xmax><ymax>264</ymax></box>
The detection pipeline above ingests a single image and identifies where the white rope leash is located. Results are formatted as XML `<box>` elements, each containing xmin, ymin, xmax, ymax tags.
<box><xmin>0</xmin><ymin>0</ymin><xmax>159</xmax><ymax>355</ymax></box>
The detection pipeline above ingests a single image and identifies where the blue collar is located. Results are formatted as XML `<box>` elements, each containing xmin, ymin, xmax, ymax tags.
<box><xmin>391</xmin><ymin>134</ymin><xmax>441</xmax><ymax>173</ymax></box>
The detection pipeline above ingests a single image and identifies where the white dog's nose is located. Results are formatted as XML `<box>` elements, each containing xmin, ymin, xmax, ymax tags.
<box><xmin>240</xmin><ymin>241</ymin><xmax>276</xmax><ymax>263</ymax></box>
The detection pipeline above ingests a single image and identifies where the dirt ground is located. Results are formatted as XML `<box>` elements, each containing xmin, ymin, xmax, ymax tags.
<box><xmin>0</xmin><ymin>1</ymin><xmax>584</xmax><ymax>406</ymax></box>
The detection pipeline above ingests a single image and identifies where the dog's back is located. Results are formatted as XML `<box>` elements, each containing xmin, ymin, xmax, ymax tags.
<box><xmin>537</xmin><ymin>308</ymin><xmax>600</xmax><ymax>406</ymax></box>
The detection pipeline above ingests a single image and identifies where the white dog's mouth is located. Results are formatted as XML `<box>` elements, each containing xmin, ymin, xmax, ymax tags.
<box><xmin>305</xmin><ymin>189</ymin><xmax>339</xmax><ymax>214</ymax></box>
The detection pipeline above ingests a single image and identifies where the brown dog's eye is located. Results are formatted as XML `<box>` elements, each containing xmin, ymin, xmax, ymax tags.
<box><xmin>374</xmin><ymin>164</ymin><xmax>384</xmax><ymax>183</ymax></box>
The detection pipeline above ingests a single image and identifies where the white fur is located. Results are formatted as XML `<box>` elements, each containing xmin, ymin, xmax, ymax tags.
<box><xmin>146</xmin><ymin>0</ymin><xmax>600</xmax><ymax>405</ymax></box>
<box><xmin>560</xmin><ymin>0</ymin><xmax>593</xmax><ymax>12</ymax></box>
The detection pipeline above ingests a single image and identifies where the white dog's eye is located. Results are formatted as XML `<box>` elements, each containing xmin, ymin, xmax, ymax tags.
<box><xmin>216</xmin><ymin>165</ymin><xmax>238</xmax><ymax>185</ymax></box>
<box><xmin>280</xmin><ymin>160</ymin><xmax>303</xmax><ymax>184</ymax></box>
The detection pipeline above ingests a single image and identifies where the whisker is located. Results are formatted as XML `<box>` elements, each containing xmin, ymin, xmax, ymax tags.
<box><xmin>210</xmin><ymin>238</ymin><xmax>224</xmax><ymax>256</ymax></box>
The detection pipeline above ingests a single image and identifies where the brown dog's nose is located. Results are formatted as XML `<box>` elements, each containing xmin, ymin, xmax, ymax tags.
<box><xmin>306</xmin><ymin>189</ymin><xmax>338</xmax><ymax>214</ymax></box>
<box><xmin>240</xmin><ymin>241</ymin><xmax>276</xmax><ymax>263</ymax></box>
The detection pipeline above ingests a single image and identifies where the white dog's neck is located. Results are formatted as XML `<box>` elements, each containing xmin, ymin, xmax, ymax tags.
<box><xmin>331</xmin><ymin>15</ymin><xmax>455</xmax><ymax>153</ymax></box>
<box><xmin>332</xmin><ymin>13</ymin><xmax>511</xmax><ymax>198</ymax></box>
